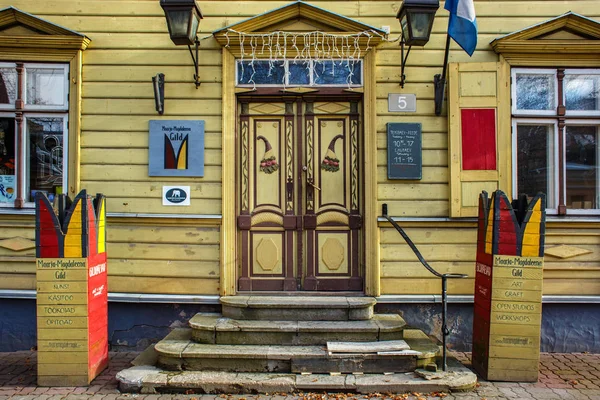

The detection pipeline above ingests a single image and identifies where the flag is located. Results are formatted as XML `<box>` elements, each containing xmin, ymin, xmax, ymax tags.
<box><xmin>445</xmin><ymin>0</ymin><xmax>478</xmax><ymax>56</ymax></box>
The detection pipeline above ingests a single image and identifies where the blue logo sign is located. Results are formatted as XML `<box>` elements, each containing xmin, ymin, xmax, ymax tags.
<box><xmin>165</xmin><ymin>188</ymin><xmax>187</xmax><ymax>204</ymax></box>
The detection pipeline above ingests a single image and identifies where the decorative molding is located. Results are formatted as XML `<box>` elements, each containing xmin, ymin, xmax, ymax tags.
<box><xmin>306</xmin><ymin>118</ymin><xmax>314</xmax><ymax>211</ymax></box>
<box><xmin>281</xmin><ymin>87</ymin><xmax>319</xmax><ymax>94</ymax></box>
<box><xmin>0</xmin><ymin>36</ymin><xmax>90</xmax><ymax>50</ymax></box>
<box><xmin>0</xmin><ymin>7</ymin><xmax>90</xmax><ymax>50</ymax></box>
<box><xmin>350</xmin><ymin>118</ymin><xmax>359</xmax><ymax>211</ymax></box>
<box><xmin>241</xmin><ymin>120</ymin><xmax>249</xmax><ymax>212</ymax></box>
<box><xmin>213</xmin><ymin>1</ymin><xmax>385</xmax><ymax>44</ymax></box>
<box><xmin>544</xmin><ymin>245</ymin><xmax>593</xmax><ymax>259</ymax></box>
<box><xmin>491</xmin><ymin>12</ymin><xmax>600</xmax><ymax>66</ymax></box>
<box><xmin>492</xmin><ymin>12</ymin><xmax>600</xmax><ymax>43</ymax></box>
<box><xmin>221</xmin><ymin>50</ymin><xmax>237</xmax><ymax>296</ymax></box>
<box><xmin>286</xmin><ymin>119</ymin><xmax>294</xmax><ymax>211</ymax></box>
<box><xmin>363</xmin><ymin>51</ymin><xmax>379</xmax><ymax>297</ymax></box>
<box><xmin>0</xmin><ymin>237</ymin><xmax>35</xmax><ymax>252</ymax></box>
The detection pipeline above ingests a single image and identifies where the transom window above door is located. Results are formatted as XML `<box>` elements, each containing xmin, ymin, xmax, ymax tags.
<box><xmin>512</xmin><ymin>68</ymin><xmax>600</xmax><ymax>215</ymax></box>
<box><xmin>236</xmin><ymin>59</ymin><xmax>363</xmax><ymax>87</ymax></box>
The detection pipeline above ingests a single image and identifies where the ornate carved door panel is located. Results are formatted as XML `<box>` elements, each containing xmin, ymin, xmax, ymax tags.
<box><xmin>303</xmin><ymin>101</ymin><xmax>362</xmax><ymax>290</ymax></box>
<box><xmin>237</xmin><ymin>98</ymin><xmax>362</xmax><ymax>292</ymax></box>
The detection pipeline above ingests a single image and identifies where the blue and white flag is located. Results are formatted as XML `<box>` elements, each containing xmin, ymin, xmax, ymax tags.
<box><xmin>445</xmin><ymin>0</ymin><xmax>478</xmax><ymax>56</ymax></box>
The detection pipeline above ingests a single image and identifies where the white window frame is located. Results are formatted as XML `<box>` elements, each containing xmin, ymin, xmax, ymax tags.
<box><xmin>23</xmin><ymin>63</ymin><xmax>69</xmax><ymax>111</ymax></box>
<box><xmin>564</xmin><ymin>69</ymin><xmax>600</xmax><ymax>117</ymax></box>
<box><xmin>236</xmin><ymin>59</ymin><xmax>364</xmax><ymax>88</ymax></box>
<box><xmin>512</xmin><ymin>119</ymin><xmax>559</xmax><ymax>214</ymax></box>
<box><xmin>511</xmin><ymin>68</ymin><xmax>558</xmax><ymax>116</ymax></box>
<box><xmin>562</xmin><ymin>119</ymin><xmax>600</xmax><ymax>215</ymax></box>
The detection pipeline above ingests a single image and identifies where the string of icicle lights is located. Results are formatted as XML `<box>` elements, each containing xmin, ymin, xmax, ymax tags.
<box><xmin>223</xmin><ymin>29</ymin><xmax>393</xmax><ymax>89</ymax></box>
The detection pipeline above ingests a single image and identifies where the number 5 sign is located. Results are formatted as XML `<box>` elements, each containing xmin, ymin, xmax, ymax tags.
<box><xmin>388</xmin><ymin>93</ymin><xmax>417</xmax><ymax>112</ymax></box>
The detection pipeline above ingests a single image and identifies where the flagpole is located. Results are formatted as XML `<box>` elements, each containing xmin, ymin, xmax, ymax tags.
<box><xmin>434</xmin><ymin>33</ymin><xmax>451</xmax><ymax>116</ymax></box>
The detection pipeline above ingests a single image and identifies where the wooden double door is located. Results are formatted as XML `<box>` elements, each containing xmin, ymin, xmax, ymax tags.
<box><xmin>237</xmin><ymin>96</ymin><xmax>363</xmax><ymax>291</ymax></box>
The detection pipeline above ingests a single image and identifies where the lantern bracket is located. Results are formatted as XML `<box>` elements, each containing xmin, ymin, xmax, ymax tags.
<box><xmin>400</xmin><ymin>36</ymin><xmax>412</xmax><ymax>88</ymax></box>
<box><xmin>187</xmin><ymin>36</ymin><xmax>201</xmax><ymax>88</ymax></box>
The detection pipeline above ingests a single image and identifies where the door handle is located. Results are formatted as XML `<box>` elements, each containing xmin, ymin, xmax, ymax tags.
<box><xmin>307</xmin><ymin>179</ymin><xmax>321</xmax><ymax>191</ymax></box>
<box><xmin>287</xmin><ymin>177</ymin><xmax>293</xmax><ymax>202</ymax></box>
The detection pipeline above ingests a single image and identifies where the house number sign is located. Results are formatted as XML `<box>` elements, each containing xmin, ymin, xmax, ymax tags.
<box><xmin>388</xmin><ymin>93</ymin><xmax>417</xmax><ymax>112</ymax></box>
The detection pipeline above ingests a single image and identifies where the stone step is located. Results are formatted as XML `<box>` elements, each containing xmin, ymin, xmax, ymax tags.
<box><xmin>117</xmin><ymin>357</ymin><xmax>477</xmax><ymax>394</ymax></box>
<box><xmin>189</xmin><ymin>312</ymin><xmax>407</xmax><ymax>345</ymax></box>
<box><xmin>154</xmin><ymin>334</ymin><xmax>439</xmax><ymax>374</ymax></box>
<box><xmin>220</xmin><ymin>296</ymin><xmax>376</xmax><ymax>321</ymax></box>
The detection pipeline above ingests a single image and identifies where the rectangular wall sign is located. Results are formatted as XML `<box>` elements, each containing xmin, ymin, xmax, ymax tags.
<box><xmin>388</xmin><ymin>94</ymin><xmax>417</xmax><ymax>112</ymax></box>
<box><xmin>149</xmin><ymin>120</ymin><xmax>204</xmax><ymax>177</ymax></box>
<box><xmin>163</xmin><ymin>186</ymin><xmax>191</xmax><ymax>206</ymax></box>
<box><xmin>386</xmin><ymin>122</ymin><xmax>422</xmax><ymax>180</ymax></box>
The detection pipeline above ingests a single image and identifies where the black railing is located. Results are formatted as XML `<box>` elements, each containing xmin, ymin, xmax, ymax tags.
<box><xmin>381</xmin><ymin>204</ymin><xmax>468</xmax><ymax>371</ymax></box>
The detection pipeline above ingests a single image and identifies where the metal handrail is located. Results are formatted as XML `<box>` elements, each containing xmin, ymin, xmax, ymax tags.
<box><xmin>381</xmin><ymin>204</ymin><xmax>468</xmax><ymax>371</ymax></box>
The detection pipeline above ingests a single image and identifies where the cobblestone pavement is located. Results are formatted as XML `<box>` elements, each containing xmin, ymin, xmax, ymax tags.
<box><xmin>0</xmin><ymin>351</ymin><xmax>598</xmax><ymax>400</ymax></box>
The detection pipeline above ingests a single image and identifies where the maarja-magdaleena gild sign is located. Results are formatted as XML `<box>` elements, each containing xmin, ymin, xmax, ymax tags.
<box><xmin>149</xmin><ymin>120</ymin><xmax>205</xmax><ymax>177</ymax></box>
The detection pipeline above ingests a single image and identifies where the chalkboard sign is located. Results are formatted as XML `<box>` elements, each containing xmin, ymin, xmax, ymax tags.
<box><xmin>387</xmin><ymin>122</ymin><xmax>422</xmax><ymax>180</ymax></box>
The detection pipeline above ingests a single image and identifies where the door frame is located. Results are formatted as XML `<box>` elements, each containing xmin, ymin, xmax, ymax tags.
<box><xmin>235</xmin><ymin>94</ymin><xmax>364</xmax><ymax>292</ymax></box>
<box><xmin>220</xmin><ymin>50</ymin><xmax>380</xmax><ymax>296</ymax></box>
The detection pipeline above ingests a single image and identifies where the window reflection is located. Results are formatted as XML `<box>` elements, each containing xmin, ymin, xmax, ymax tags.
<box><xmin>0</xmin><ymin>67</ymin><xmax>17</xmax><ymax>106</ymax></box>
<box><xmin>26</xmin><ymin>68</ymin><xmax>66</xmax><ymax>107</ymax></box>
<box><xmin>314</xmin><ymin>60</ymin><xmax>361</xmax><ymax>85</ymax></box>
<box><xmin>517</xmin><ymin>124</ymin><xmax>556</xmax><ymax>209</ymax></box>
<box><xmin>237</xmin><ymin>59</ymin><xmax>363</xmax><ymax>86</ymax></box>
<box><xmin>565</xmin><ymin>74</ymin><xmax>600</xmax><ymax>112</ymax></box>
<box><xmin>0</xmin><ymin>117</ymin><xmax>16</xmax><ymax>203</ymax></box>
<box><xmin>27</xmin><ymin>117</ymin><xmax>64</xmax><ymax>202</ymax></box>
<box><xmin>288</xmin><ymin>62</ymin><xmax>310</xmax><ymax>85</ymax></box>
<box><xmin>516</xmin><ymin>73</ymin><xmax>555</xmax><ymax>111</ymax></box>
<box><xmin>237</xmin><ymin>61</ymin><xmax>286</xmax><ymax>85</ymax></box>
<box><xmin>565</xmin><ymin>126</ymin><xmax>598</xmax><ymax>209</ymax></box>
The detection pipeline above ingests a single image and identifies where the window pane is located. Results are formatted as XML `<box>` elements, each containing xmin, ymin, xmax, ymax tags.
<box><xmin>516</xmin><ymin>73</ymin><xmax>555</xmax><ymax>111</ymax></box>
<box><xmin>565</xmin><ymin>74</ymin><xmax>600</xmax><ymax>112</ymax></box>
<box><xmin>288</xmin><ymin>62</ymin><xmax>310</xmax><ymax>85</ymax></box>
<box><xmin>314</xmin><ymin>60</ymin><xmax>362</xmax><ymax>85</ymax></box>
<box><xmin>237</xmin><ymin>61</ymin><xmax>285</xmax><ymax>85</ymax></box>
<box><xmin>516</xmin><ymin>124</ymin><xmax>556</xmax><ymax>209</ymax></box>
<box><xmin>0</xmin><ymin>67</ymin><xmax>17</xmax><ymax>107</ymax></box>
<box><xmin>27</xmin><ymin>117</ymin><xmax>64</xmax><ymax>202</ymax></box>
<box><xmin>565</xmin><ymin>126</ymin><xmax>598</xmax><ymax>210</ymax></box>
<box><xmin>0</xmin><ymin>117</ymin><xmax>16</xmax><ymax>203</ymax></box>
<box><xmin>26</xmin><ymin>67</ymin><xmax>67</xmax><ymax>107</ymax></box>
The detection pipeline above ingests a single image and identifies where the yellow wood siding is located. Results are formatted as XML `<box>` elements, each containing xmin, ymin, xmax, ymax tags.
<box><xmin>0</xmin><ymin>217</ymin><xmax>220</xmax><ymax>294</ymax></box>
<box><xmin>0</xmin><ymin>0</ymin><xmax>597</xmax><ymax>296</ymax></box>
<box><xmin>380</xmin><ymin>222</ymin><xmax>600</xmax><ymax>295</ymax></box>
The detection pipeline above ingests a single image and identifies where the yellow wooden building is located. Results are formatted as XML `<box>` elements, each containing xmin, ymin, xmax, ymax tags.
<box><xmin>0</xmin><ymin>0</ymin><xmax>598</xmax><ymax>352</ymax></box>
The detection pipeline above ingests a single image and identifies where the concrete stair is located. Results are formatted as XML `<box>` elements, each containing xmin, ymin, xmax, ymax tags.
<box><xmin>117</xmin><ymin>296</ymin><xmax>478</xmax><ymax>394</ymax></box>
<box><xmin>189</xmin><ymin>312</ymin><xmax>407</xmax><ymax>345</ymax></box>
<box><xmin>220</xmin><ymin>296</ymin><xmax>376</xmax><ymax>321</ymax></box>
<box><xmin>155</xmin><ymin>328</ymin><xmax>438</xmax><ymax>373</ymax></box>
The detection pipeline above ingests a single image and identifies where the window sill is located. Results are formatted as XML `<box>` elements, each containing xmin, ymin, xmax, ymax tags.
<box><xmin>0</xmin><ymin>207</ymin><xmax>35</xmax><ymax>215</ymax></box>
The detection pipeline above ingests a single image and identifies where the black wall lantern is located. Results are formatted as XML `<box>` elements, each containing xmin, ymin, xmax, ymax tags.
<box><xmin>396</xmin><ymin>0</ymin><xmax>439</xmax><ymax>88</ymax></box>
<box><xmin>160</xmin><ymin>0</ymin><xmax>203</xmax><ymax>88</ymax></box>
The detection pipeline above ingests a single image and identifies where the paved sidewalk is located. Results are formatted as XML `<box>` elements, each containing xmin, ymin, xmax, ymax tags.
<box><xmin>0</xmin><ymin>351</ymin><xmax>598</xmax><ymax>399</ymax></box>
